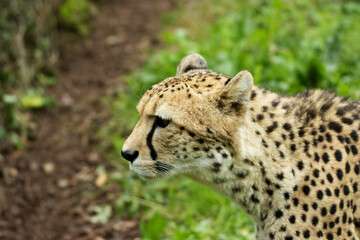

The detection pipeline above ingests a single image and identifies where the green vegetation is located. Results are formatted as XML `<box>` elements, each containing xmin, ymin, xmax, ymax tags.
<box><xmin>59</xmin><ymin>0</ymin><xmax>93</xmax><ymax>36</ymax></box>
<box><xmin>0</xmin><ymin>0</ymin><xmax>60</xmax><ymax>148</ymax></box>
<box><xmin>0</xmin><ymin>0</ymin><xmax>92</xmax><ymax>149</ymax></box>
<box><xmin>104</xmin><ymin>0</ymin><xmax>360</xmax><ymax>239</ymax></box>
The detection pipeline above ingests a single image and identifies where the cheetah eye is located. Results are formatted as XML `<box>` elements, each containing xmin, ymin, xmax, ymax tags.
<box><xmin>155</xmin><ymin>116</ymin><xmax>171</xmax><ymax>128</ymax></box>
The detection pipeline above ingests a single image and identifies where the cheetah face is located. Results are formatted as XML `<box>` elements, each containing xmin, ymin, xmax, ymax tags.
<box><xmin>121</xmin><ymin>54</ymin><xmax>253</xmax><ymax>180</ymax></box>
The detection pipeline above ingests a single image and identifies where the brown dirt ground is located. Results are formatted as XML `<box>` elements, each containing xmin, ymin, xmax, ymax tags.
<box><xmin>0</xmin><ymin>0</ymin><xmax>175</xmax><ymax>239</ymax></box>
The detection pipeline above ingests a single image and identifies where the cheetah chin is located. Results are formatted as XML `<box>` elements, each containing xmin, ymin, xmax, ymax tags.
<box><xmin>122</xmin><ymin>53</ymin><xmax>360</xmax><ymax>240</ymax></box>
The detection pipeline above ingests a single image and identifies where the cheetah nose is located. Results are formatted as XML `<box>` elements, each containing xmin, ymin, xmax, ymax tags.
<box><xmin>121</xmin><ymin>149</ymin><xmax>139</xmax><ymax>163</ymax></box>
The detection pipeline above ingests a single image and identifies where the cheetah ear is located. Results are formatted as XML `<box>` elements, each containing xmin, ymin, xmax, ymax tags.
<box><xmin>176</xmin><ymin>53</ymin><xmax>208</xmax><ymax>75</ymax></box>
<box><xmin>222</xmin><ymin>71</ymin><xmax>253</xmax><ymax>102</ymax></box>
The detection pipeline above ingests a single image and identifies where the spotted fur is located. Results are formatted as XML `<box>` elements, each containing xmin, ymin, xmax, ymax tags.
<box><xmin>122</xmin><ymin>54</ymin><xmax>360</xmax><ymax>240</ymax></box>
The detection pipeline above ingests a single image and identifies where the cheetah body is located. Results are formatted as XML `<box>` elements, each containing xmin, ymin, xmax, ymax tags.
<box><xmin>122</xmin><ymin>54</ymin><xmax>360</xmax><ymax>240</ymax></box>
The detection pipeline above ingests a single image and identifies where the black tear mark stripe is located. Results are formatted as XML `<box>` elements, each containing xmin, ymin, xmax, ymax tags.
<box><xmin>147</xmin><ymin>118</ymin><xmax>159</xmax><ymax>160</ymax></box>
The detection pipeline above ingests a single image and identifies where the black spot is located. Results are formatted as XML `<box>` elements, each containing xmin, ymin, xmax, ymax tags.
<box><xmin>345</xmin><ymin>145</ymin><xmax>350</xmax><ymax>154</ymax></box>
<box><xmin>313</xmin><ymin>169</ymin><xmax>320</xmax><ymax>178</ymax></box>
<box><xmin>337</xmin><ymin>227</ymin><xmax>342</xmax><ymax>236</ymax></box>
<box><xmin>317</xmin><ymin>231</ymin><xmax>323</xmax><ymax>237</ymax></box>
<box><xmin>336</xmin><ymin>169</ymin><xmax>343</xmax><ymax>180</ymax></box>
<box><xmin>325</xmin><ymin>188</ymin><xmax>332</xmax><ymax>196</ymax></box>
<box><xmin>351</xmin><ymin>145</ymin><xmax>358</xmax><ymax>155</ymax></box>
<box><xmin>322</xmin><ymin>153</ymin><xmax>329</xmax><ymax>163</ymax></box>
<box><xmin>271</xmin><ymin>100</ymin><xmax>279</xmax><ymax>107</ymax></box>
<box><xmin>317</xmin><ymin>190</ymin><xmax>324</xmax><ymax>200</ymax></box>
<box><xmin>330</xmin><ymin>204</ymin><xmax>337</xmax><ymax>214</ymax></box>
<box><xmin>302</xmin><ymin>185</ymin><xmax>310</xmax><ymax>195</ymax></box>
<box><xmin>321</xmin><ymin>207</ymin><xmax>327</xmax><ymax>216</ymax></box>
<box><xmin>212</xmin><ymin>162</ymin><xmax>221</xmax><ymax>173</ymax></box>
<box><xmin>284</xmin><ymin>192</ymin><xmax>290</xmax><ymax>200</ymax></box>
<box><xmin>337</xmin><ymin>135</ymin><xmax>344</xmax><ymax>143</ymax></box>
<box><xmin>188</xmin><ymin>131</ymin><xmax>195</xmax><ymax>137</ymax></box>
<box><xmin>229</xmin><ymin>163</ymin><xmax>234</xmax><ymax>170</ymax></box>
<box><xmin>285</xmin><ymin>236</ymin><xmax>293</xmax><ymax>240</ymax></box>
<box><xmin>290</xmin><ymin>144</ymin><xmax>296</xmax><ymax>152</ymax></box>
<box><xmin>320</xmin><ymin>102</ymin><xmax>332</xmax><ymax>113</ymax></box>
<box><xmin>251</xmin><ymin>194</ymin><xmax>260</xmax><ymax>203</ymax></box>
<box><xmin>355</xmin><ymin>165</ymin><xmax>360</xmax><ymax>175</ymax></box>
<box><xmin>265</xmin><ymin>178</ymin><xmax>272</xmax><ymax>185</ymax></box>
<box><xmin>231</xmin><ymin>186</ymin><xmax>241</xmax><ymax>193</ymax></box>
<box><xmin>213</xmin><ymin>177</ymin><xmax>226</xmax><ymax>184</ymax></box>
<box><xmin>289</xmin><ymin>132</ymin><xmax>295</xmax><ymax>140</ymax></box>
<box><xmin>236</xmin><ymin>171</ymin><xmax>248</xmax><ymax>178</ymax></box>
<box><xmin>346</xmin><ymin>162</ymin><xmax>351</xmax><ymax>173</ymax></box>
<box><xmin>266</xmin><ymin>121</ymin><xmax>278</xmax><ymax>133</ymax></box>
<box><xmin>326</xmin><ymin>233</ymin><xmax>333</xmax><ymax>240</ymax></box>
<box><xmin>311</xmin><ymin>180</ymin><xmax>316</xmax><ymax>186</ymax></box>
<box><xmin>283</xmin><ymin>123</ymin><xmax>292</xmax><ymax>131</ymax></box>
<box><xmin>312</xmin><ymin>202</ymin><xmax>318</xmax><ymax>210</ymax></box>
<box><xmin>298</xmin><ymin>128</ymin><xmax>305</xmax><ymax>137</ymax></box>
<box><xmin>342</xmin><ymin>117</ymin><xmax>353</xmax><ymax>125</ymax></box>
<box><xmin>334</xmin><ymin>188</ymin><xmax>340</xmax><ymax>197</ymax></box>
<box><xmin>334</xmin><ymin>150</ymin><xmax>342</xmax><ymax>162</ymax></box>
<box><xmin>266</xmin><ymin>189</ymin><xmax>274</xmax><ymax>196</ymax></box>
<box><xmin>353</xmin><ymin>182</ymin><xmax>358</xmax><ymax>192</ymax></box>
<box><xmin>257</xmin><ymin>114</ymin><xmax>264</xmax><ymax>121</ymax></box>
<box><xmin>327</xmin><ymin>173</ymin><xmax>333</xmax><ymax>183</ymax></box>
<box><xmin>350</xmin><ymin>130</ymin><xmax>358</xmax><ymax>142</ymax></box>
<box><xmin>328</xmin><ymin>121</ymin><xmax>342</xmax><ymax>133</ymax></box>
<box><xmin>275</xmin><ymin>141</ymin><xmax>281</xmax><ymax>148</ymax></box>
<box><xmin>303</xmin><ymin>204</ymin><xmax>309</xmax><ymax>211</ymax></box>
<box><xmin>250</xmin><ymin>91</ymin><xmax>256</xmax><ymax>100</ymax></box>
<box><xmin>274</xmin><ymin>209</ymin><xmax>283</xmax><ymax>218</ymax></box>
<box><xmin>297</xmin><ymin>161</ymin><xmax>304</xmax><ymax>170</ymax></box>
<box><xmin>344</xmin><ymin>185</ymin><xmax>350</xmax><ymax>195</ymax></box>
<box><xmin>293</xmin><ymin>198</ymin><xmax>299</xmax><ymax>206</ymax></box>
<box><xmin>326</xmin><ymin>133</ymin><xmax>332</xmax><ymax>142</ymax></box>
<box><xmin>244</xmin><ymin>159</ymin><xmax>254</xmax><ymax>166</ymax></box>
<box><xmin>336</xmin><ymin>108</ymin><xmax>346</xmax><ymax>116</ymax></box>
<box><xmin>314</xmin><ymin>153</ymin><xmax>320</xmax><ymax>162</ymax></box>
<box><xmin>276</xmin><ymin>172</ymin><xmax>284</xmax><ymax>180</ymax></box>
<box><xmin>343</xmin><ymin>212</ymin><xmax>348</xmax><ymax>223</ymax></box>
<box><xmin>329</xmin><ymin>221</ymin><xmax>335</xmax><ymax>228</ymax></box>
<box><xmin>303</xmin><ymin>230</ymin><xmax>310</xmax><ymax>239</ymax></box>
<box><xmin>301</xmin><ymin>214</ymin><xmax>306</xmax><ymax>222</ymax></box>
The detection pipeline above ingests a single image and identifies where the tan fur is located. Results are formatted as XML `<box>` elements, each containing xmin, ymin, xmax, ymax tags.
<box><xmin>122</xmin><ymin>54</ymin><xmax>360</xmax><ymax>240</ymax></box>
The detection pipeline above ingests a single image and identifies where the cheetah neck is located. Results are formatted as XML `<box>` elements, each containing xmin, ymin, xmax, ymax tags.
<box><xmin>191</xmin><ymin>87</ymin><xmax>302</xmax><ymax>226</ymax></box>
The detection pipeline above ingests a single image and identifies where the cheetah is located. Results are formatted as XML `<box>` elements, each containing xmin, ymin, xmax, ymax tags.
<box><xmin>121</xmin><ymin>53</ymin><xmax>360</xmax><ymax>240</ymax></box>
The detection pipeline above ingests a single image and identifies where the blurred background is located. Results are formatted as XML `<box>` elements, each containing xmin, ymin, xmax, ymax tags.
<box><xmin>1</xmin><ymin>0</ymin><xmax>360</xmax><ymax>239</ymax></box>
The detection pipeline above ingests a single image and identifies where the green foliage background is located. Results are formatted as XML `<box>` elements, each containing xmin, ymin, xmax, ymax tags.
<box><xmin>104</xmin><ymin>0</ymin><xmax>360</xmax><ymax>239</ymax></box>
<box><xmin>0</xmin><ymin>0</ymin><xmax>92</xmax><ymax>149</ymax></box>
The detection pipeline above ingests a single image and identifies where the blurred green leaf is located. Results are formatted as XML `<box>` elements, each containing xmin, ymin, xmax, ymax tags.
<box><xmin>141</xmin><ymin>212</ymin><xmax>166</xmax><ymax>240</ymax></box>
<box><xmin>89</xmin><ymin>205</ymin><xmax>112</xmax><ymax>224</ymax></box>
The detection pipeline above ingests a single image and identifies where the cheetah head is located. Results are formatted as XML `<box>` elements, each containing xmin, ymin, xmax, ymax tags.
<box><xmin>121</xmin><ymin>54</ymin><xmax>253</xmax><ymax>180</ymax></box>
